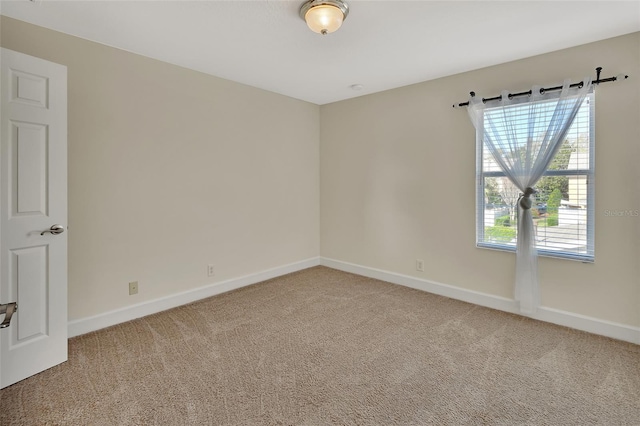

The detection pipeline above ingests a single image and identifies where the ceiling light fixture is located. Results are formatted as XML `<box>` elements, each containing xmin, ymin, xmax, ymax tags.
<box><xmin>300</xmin><ymin>0</ymin><xmax>349</xmax><ymax>35</ymax></box>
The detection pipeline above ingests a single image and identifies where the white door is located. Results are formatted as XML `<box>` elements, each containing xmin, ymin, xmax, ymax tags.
<box><xmin>0</xmin><ymin>48</ymin><xmax>67</xmax><ymax>389</ymax></box>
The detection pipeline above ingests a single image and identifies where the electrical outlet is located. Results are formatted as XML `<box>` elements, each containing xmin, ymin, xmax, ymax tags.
<box><xmin>207</xmin><ymin>264</ymin><xmax>215</xmax><ymax>277</ymax></box>
<box><xmin>129</xmin><ymin>281</ymin><xmax>138</xmax><ymax>295</ymax></box>
<box><xmin>416</xmin><ymin>259</ymin><xmax>424</xmax><ymax>272</ymax></box>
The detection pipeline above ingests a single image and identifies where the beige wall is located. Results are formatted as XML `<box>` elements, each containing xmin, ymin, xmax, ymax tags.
<box><xmin>321</xmin><ymin>32</ymin><xmax>640</xmax><ymax>328</ymax></box>
<box><xmin>1</xmin><ymin>17</ymin><xmax>320</xmax><ymax>320</ymax></box>
<box><xmin>2</xmin><ymin>16</ymin><xmax>638</xmax><ymax>330</ymax></box>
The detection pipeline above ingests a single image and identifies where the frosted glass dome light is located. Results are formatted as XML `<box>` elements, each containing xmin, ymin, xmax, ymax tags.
<box><xmin>300</xmin><ymin>0</ymin><xmax>349</xmax><ymax>35</ymax></box>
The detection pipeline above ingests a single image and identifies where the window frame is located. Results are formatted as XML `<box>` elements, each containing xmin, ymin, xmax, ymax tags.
<box><xmin>475</xmin><ymin>91</ymin><xmax>595</xmax><ymax>263</ymax></box>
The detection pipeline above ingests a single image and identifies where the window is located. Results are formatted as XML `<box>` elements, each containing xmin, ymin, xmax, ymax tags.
<box><xmin>476</xmin><ymin>92</ymin><xmax>595</xmax><ymax>262</ymax></box>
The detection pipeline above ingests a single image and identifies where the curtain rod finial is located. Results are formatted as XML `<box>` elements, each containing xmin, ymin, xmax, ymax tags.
<box><xmin>595</xmin><ymin>67</ymin><xmax>602</xmax><ymax>84</ymax></box>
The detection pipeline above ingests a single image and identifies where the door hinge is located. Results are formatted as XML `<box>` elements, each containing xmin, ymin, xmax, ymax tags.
<box><xmin>0</xmin><ymin>303</ymin><xmax>17</xmax><ymax>328</ymax></box>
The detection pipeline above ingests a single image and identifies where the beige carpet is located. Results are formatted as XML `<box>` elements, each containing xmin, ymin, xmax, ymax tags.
<box><xmin>1</xmin><ymin>266</ymin><xmax>639</xmax><ymax>425</ymax></box>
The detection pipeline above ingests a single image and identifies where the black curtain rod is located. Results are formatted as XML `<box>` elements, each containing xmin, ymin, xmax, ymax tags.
<box><xmin>452</xmin><ymin>67</ymin><xmax>628</xmax><ymax>108</ymax></box>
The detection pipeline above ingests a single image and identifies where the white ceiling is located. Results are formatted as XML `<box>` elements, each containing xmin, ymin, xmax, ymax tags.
<box><xmin>2</xmin><ymin>1</ymin><xmax>639</xmax><ymax>105</ymax></box>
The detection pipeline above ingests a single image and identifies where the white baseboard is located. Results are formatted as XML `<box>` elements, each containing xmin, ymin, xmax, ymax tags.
<box><xmin>320</xmin><ymin>257</ymin><xmax>640</xmax><ymax>345</ymax></box>
<box><xmin>68</xmin><ymin>256</ymin><xmax>639</xmax><ymax>345</ymax></box>
<box><xmin>68</xmin><ymin>257</ymin><xmax>320</xmax><ymax>338</ymax></box>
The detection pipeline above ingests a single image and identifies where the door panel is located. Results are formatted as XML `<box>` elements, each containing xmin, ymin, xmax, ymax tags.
<box><xmin>10</xmin><ymin>68</ymin><xmax>49</xmax><ymax>108</ymax></box>
<box><xmin>13</xmin><ymin>246</ymin><xmax>48</xmax><ymax>341</ymax></box>
<box><xmin>14</xmin><ymin>121</ymin><xmax>48</xmax><ymax>215</ymax></box>
<box><xmin>1</xmin><ymin>48</ymin><xmax>67</xmax><ymax>389</ymax></box>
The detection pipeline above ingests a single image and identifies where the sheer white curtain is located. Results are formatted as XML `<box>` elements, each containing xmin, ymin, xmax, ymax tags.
<box><xmin>468</xmin><ymin>79</ymin><xmax>592</xmax><ymax>314</ymax></box>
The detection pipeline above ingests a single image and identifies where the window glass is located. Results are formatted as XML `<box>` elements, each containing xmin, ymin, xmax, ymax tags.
<box><xmin>477</xmin><ymin>94</ymin><xmax>594</xmax><ymax>262</ymax></box>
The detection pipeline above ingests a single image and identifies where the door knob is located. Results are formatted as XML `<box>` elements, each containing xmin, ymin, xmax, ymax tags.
<box><xmin>41</xmin><ymin>224</ymin><xmax>65</xmax><ymax>236</ymax></box>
